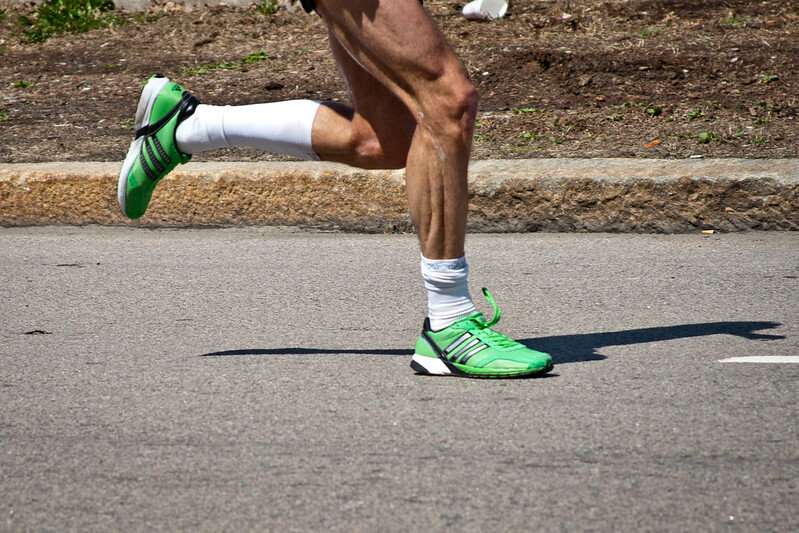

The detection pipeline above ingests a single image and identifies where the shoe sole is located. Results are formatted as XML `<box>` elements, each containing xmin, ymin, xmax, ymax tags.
<box><xmin>410</xmin><ymin>353</ymin><xmax>553</xmax><ymax>378</ymax></box>
<box><xmin>117</xmin><ymin>76</ymin><xmax>170</xmax><ymax>216</ymax></box>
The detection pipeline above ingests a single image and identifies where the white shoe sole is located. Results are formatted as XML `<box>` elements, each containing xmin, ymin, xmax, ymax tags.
<box><xmin>410</xmin><ymin>354</ymin><xmax>452</xmax><ymax>375</ymax></box>
<box><xmin>117</xmin><ymin>76</ymin><xmax>170</xmax><ymax>216</ymax></box>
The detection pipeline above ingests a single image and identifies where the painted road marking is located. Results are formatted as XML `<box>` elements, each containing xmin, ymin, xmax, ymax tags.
<box><xmin>719</xmin><ymin>356</ymin><xmax>799</xmax><ymax>364</ymax></box>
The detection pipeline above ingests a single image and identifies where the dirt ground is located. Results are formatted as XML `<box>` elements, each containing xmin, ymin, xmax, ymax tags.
<box><xmin>1</xmin><ymin>0</ymin><xmax>797</xmax><ymax>163</ymax></box>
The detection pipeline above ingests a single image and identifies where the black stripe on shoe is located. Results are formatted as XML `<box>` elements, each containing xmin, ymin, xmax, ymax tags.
<box><xmin>448</xmin><ymin>338</ymin><xmax>480</xmax><ymax>362</ymax></box>
<box><xmin>145</xmin><ymin>139</ymin><xmax>166</xmax><ymax>173</ymax></box>
<box><xmin>138</xmin><ymin>150</ymin><xmax>159</xmax><ymax>182</ymax></box>
<box><xmin>151</xmin><ymin>136</ymin><xmax>172</xmax><ymax>165</ymax></box>
<box><xmin>458</xmin><ymin>344</ymin><xmax>488</xmax><ymax>365</ymax></box>
<box><xmin>421</xmin><ymin>318</ymin><xmax>463</xmax><ymax>375</ymax></box>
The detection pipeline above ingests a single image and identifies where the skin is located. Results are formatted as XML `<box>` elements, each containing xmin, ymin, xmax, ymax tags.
<box><xmin>308</xmin><ymin>0</ymin><xmax>478</xmax><ymax>260</ymax></box>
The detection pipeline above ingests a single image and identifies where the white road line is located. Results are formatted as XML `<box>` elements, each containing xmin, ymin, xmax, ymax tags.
<box><xmin>719</xmin><ymin>356</ymin><xmax>799</xmax><ymax>364</ymax></box>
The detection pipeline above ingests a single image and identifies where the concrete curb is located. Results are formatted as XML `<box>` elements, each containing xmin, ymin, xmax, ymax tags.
<box><xmin>1</xmin><ymin>159</ymin><xmax>797</xmax><ymax>232</ymax></box>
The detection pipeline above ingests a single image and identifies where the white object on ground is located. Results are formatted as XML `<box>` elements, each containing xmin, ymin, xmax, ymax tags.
<box><xmin>462</xmin><ymin>0</ymin><xmax>508</xmax><ymax>20</ymax></box>
<box><xmin>719</xmin><ymin>356</ymin><xmax>799</xmax><ymax>364</ymax></box>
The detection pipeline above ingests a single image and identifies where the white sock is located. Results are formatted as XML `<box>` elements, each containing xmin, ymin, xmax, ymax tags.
<box><xmin>421</xmin><ymin>255</ymin><xmax>477</xmax><ymax>331</ymax></box>
<box><xmin>175</xmin><ymin>100</ymin><xmax>321</xmax><ymax>160</ymax></box>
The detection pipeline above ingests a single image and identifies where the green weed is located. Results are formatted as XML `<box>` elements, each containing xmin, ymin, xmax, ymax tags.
<box><xmin>242</xmin><ymin>51</ymin><xmax>268</xmax><ymax>64</ymax></box>
<box><xmin>183</xmin><ymin>61</ymin><xmax>238</xmax><ymax>76</ymax></box>
<box><xmin>646</xmin><ymin>105</ymin><xmax>662</xmax><ymax>118</ymax></box>
<box><xmin>638</xmin><ymin>26</ymin><xmax>661</xmax><ymax>39</ymax></box>
<box><xmin>686</xmin><ymin>109</ymin><xmax>704</xmax><ymax>121</ymax></box>
<box><xmin>184</xmin><ymin>51</ymin><xmax>270</xmax><ymax>77</ymax></box>
<box><xmin>752</xmin><ymin>136</ymin><xmax>768</xmax><ymax>146</ymax></box>
<box><xmin>760</xmin><ymin>73</ymin><xmax>779</xmax><ymax>84</ymax></box>
<box><xmin>19</xmin><ymin>0</ymin><xmax>118</xmax><ymax>43</ymax></box>
<box><xmin>520</xmin><ymin>131</ymin><xmax>539</xmax><ymax>142</ymax></box>
<box><xmin>131</xmin><ymin>11</ymin><xmax>162</xmax><ymax>24</ymax></box>
<box><xmin>256</xmin><ymin>0</ymin><xmax>279</xmax><ymax>15</ymax></box>
<box><xmin>697</xmin><ymin>131</ymin><xmax>717</xmax><ymax>144</ymax></box>
<box><xmin>0</xmin><ymin>110</ymin><xmax>8</xmax><ymax>122</ymax></box>
<box><xmin>513</xmin><ymin>107</ymin><xmax>541</xmax><ymax>114</ymax></box>
<box><xmin>721</xmin><ymin>12</ymin><xmax>748</xmax><ymax>27</ymax></box>
<box><xmin>13</xmin><ymin>80</ymin><xmax>33</xmax><ymax>89</ymax></box>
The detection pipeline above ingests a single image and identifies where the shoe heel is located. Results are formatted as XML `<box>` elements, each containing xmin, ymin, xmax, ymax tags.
<box><xmin>134</xmin><ymin>76</ymin><xmax>171</xmax><ymax>132</ymax></box>
<box><xmin>410</xmin><ymin>354</ymin><xmax>452</xmax><ymax>375</ymax></box>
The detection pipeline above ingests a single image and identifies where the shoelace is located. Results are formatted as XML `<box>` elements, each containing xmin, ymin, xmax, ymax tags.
<box><xmin>464</xmin><ymin>288</ymin><xmax>521</xmax><ymax>349</ymax></box>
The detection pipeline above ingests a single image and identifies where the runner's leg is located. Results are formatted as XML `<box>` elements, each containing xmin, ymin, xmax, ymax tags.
<box><xmin>315</xmin><ymin>0</ymin><xmax>477</xmax><ymax>260</ymax></box>
<box><xmin>311</xmin><ymin>31</ymin><xmax>416</xmax><ymax>169</ymax></box>
<box><xmin>175</xmin><ymin>32</ymin><xmax>415</xmax><ymax>170</ymax></box>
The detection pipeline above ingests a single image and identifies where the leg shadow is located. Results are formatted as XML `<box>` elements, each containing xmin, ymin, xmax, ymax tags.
<box><xmin>200</xmin><ymin>321</ymin><xmax>783</xmax><ymax>363</ymax></box>
<box><xmin>519</xmin><ymin>321</ymin><xmax>785</xmax><ymax>365</ymax></box>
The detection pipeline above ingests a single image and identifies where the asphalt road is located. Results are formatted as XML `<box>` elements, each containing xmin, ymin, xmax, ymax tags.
<box><xmin>1</xmin><ymin>227</ymin><xmax>797</xmax><ymax>532</ymax></box>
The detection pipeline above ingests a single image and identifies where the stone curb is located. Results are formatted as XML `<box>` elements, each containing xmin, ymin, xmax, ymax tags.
<box><xmin>1</xmin><ymin>159</ymin><xmax>797</xmax><ymax>232</ymax></box>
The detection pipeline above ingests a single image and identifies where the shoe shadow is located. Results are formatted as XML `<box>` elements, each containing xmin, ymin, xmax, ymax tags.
<box><xmin>519</xmin><ymin>321</ymin><xmax>785</xmax><ymax>365</ymax></box>
<box><xmin>202</xmin><ymin>347</ymin><xmax>413</xmax><ymax>357</ymax></box>
<box><xmin>200</xmin><ymin>321</ymin><xmax>784</xmax><ymax>363</ymax></box>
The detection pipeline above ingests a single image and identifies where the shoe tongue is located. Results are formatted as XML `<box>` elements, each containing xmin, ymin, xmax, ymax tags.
<box><xmin>456</xmin><ymin>312</ymin><xmax>487</xmax><ymax>328</ymax></box>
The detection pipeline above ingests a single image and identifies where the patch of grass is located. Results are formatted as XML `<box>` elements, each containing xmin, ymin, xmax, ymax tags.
<box><xmin>18</xmin><ymin>0</ymin><xmax>118</xmax><ymax>43</ymax></box>
<box><xmin>697</xmin><ymin>131</ymin><xmax>717</xmax><ymax>144</ymax></box>
<box><xmin>513</xmin><ymin>107</ymin><xmax>541</xmax><ymax>114</ymax></box>
<box><xmin>638</xmin><ymin>26</ymin><xmax>661</xmax><ymax>39</ymax></box>
<box><xmin>131</xmin><ymin>11</ymin><xmax>162</xmax><ymax>24</ymax></box>
<box><xmin>256</xmin><ymin>0</ymin><xmax>279</xmax><ymax>15</ymax></box>
<box><xmin>13</xmin><ymin>80</ymin><xmax>33</xmax><ymax>89</ymax></box>
<box><xmin>752</xmin><ymin>136</ymin><xmax>768</xmax><ymax>146</ymax></box>
<box><xmin>686</xmin><ymin>109</ymin><xmax>704</xmax><ymax>121</ymax></box>
<box><xmin>0</xmin><ymin>110</ymin><xmax>8</xmax><ymax>122</ymax></box>
<box><xmin>520</xmin><ymin>131</ymin><xmax>539</xmax><ymax>142</ymax></box>
<box><xmin>241</xmin><ymin>50</ymin><xmax>268</xmax><ymax>64</ymax></box>
<box><xmin>721</xmin><ymin>12</ymin><xmax>748</xmax><ymax>27</ymax></box>
<box><xmin>0</xmin><ymin>8</ymin><xmax>6</xmax><ymax>21</ymax></box>
<box><xmin>182</xmin><ymin>61</ymin><xmax>238</xmax><ymax>77</ymax></box>
<box><xmin>184</xmin><ymin>51</ymin><xmax>271</xmax><ymax>77</ymax></box>
<box><xmin>760</xmin><ymin>73</ymin><xmax>779</xmax><ymax>84</ymax></box>
<box><xmin>646</xmin><ymin>105</ymin><xmax>662</xmax><ymax>118</ymax></box>
<box><xmin>551</xmin><ymin>118</ymin><xmax>575</xmax><ymax>135</ymax></box>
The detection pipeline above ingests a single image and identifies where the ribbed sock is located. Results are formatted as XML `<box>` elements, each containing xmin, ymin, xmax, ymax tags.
<box><xmin>421</xmin><ymin>255</ymin><xmax>477</xmax><ymax>331</ymax></box>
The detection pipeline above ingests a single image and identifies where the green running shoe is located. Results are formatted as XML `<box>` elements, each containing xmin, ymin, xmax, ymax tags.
<box><xmin>117</xmin><ymin>75</ymin><xmax>199</xmax><ymax>219</ymax></box>
<box><xmin>410</xmin><ymin>288</ymin><xmax>553</xmax><ymax>378</ymax></box>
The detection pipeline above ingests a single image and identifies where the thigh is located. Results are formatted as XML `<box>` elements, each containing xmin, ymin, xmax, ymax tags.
<box><xmin>316</xmin><ymin>0</ymin><xmax>468</xmax><ymax>117</ymax></box>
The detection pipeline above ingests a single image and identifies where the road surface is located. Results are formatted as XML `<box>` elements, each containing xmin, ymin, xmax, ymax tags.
<box><xmin>1</xmin><ymin>227</ymin><xmax>797</xmax><ymax>532</ymax></box>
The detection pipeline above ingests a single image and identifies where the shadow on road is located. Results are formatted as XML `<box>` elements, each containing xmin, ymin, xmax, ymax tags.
<box><xmin>520</xmin><ymin>321</ymin><xmax>784</xmax><ymax>364</ymax></box>
<box><xmin>202</xmin><ymin>347</ymin><xmax>413</xmax><ymax>357</ymax></box>
<box><xmin>201</xmin><ymin>321</ymin><xmax>784</xmax><ymax>364</ymax></box>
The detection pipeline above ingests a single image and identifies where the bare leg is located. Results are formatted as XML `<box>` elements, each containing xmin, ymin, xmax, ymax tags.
<box><xmin>311</xmin><ymin>32</ymin><xmax>416</xmax><ymax>170</ymax></box>
<box><xmin>314</xmin><ymin>0</ymin><xmax>478</xmax><ymax>259</ymax></box>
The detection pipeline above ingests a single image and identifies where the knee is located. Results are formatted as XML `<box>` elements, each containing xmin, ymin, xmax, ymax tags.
<box><xmin>421</xmin><ymin>73</ymin><xmax>479</xmax><ymax>141</ymax></box>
